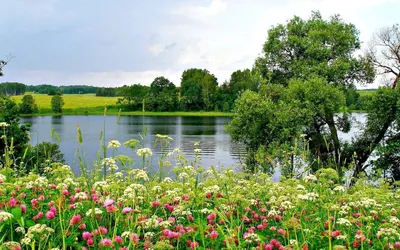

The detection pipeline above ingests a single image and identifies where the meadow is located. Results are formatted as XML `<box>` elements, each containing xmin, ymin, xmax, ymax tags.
<box><xmin>1</xmin><ymin>133</ymin><xmax>400</xmax><ymax>249</ymax></box>
<box><xmin>356</xmin><ymin>90</ymin><xmax>376</xmax><ymax>97</ymax></box>
<box><xmin>12</xmin><ymin>93</ymin><xmax>119</xmax><ymax>110</ymax></box>
<box><xmin>11</xmin><ymin>93</ymin><xmax>232</xmax><ymax>116</ymax></box>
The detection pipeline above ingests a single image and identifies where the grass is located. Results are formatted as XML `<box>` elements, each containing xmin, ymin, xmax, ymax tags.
<box><xmin>356</xmin><ymin>89</ymin><xmax>376</xmax><ymax>97</ymax></box>
<box><xmin>12</xmin><ymin>92</ymin><xmax>119</xmax><ymax>110</ymax></box>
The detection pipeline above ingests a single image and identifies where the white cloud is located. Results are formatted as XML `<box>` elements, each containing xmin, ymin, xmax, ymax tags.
<box><xmin>173</xmin><ymin>0</ymin><xmax>228</xmax><ymax>22</ymax></box>
<box><xmin>148</xmin><ymin>44</ymin><xmax>166</xmax><ymax>56</ymax></box>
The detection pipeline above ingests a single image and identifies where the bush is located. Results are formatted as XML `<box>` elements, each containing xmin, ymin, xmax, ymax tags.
<box><xmin>19</xmin><ymin>95</ymin><xmax>38</xmax><ymax>114</ymax></box>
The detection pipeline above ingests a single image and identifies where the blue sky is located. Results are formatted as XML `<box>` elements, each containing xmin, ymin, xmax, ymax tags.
<box><xmin>1</xmin><ymin>0</ymin><xmax>399</xmax><ymax>87</ymax></box>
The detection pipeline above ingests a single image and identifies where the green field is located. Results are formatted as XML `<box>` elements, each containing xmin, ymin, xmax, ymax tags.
<box><xmin>356</xmin><ymin>89</ymin><xmax>376</xmax><ymax>96</ymax></box>
<box><xmin>12</xmin><ymin>93</ymin><xmax>119</xmax><ymax>109</ymax></box>
<box><xmin>12</xmin><ymin>93</ymin><xmax>232</xmax><ymax>116</ymax></box>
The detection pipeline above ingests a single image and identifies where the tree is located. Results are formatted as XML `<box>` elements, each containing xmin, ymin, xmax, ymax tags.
<box><xmin>145</xmin><ymin>76</ymin><xmax>178</xmax><ymax>111</ymax></box>
<box><xmin>255</xmin><ymin>11</ymin><xmax>374</xmax><ymax>87</ymax></box>
<box><xmin>343</xmin><ymin>24</ymin><xmax>400</xmax><ymax>179</ymax></box>
<box><xmin>229</xmin><ymin>12</ymin><xmax>374</xmax><ymax>175</ymax></box>
<box><xmin>116</xmin><ymin>84</ymin><xmax>149</xmax><ymax>111</ymax></box>
<box><xmin>0</xmin><ymin>55</ymin><xmax>13</xmax><ymax>77</ymax></box>
<box><xmin>0</xmin><ymin>82</ymin><xmax>26</xmax><ymax>96</ymax></box>
<box><xmin>19</xmin><ymin>95</ymin><xmax>38</xmax><ymax>114</ymax></box>
<box><xmin>365</xmin><ymin>24</ymin><xmax>400</xmax><ymax>89</ymax></box>
<box><xmin>180</xmin><ymin>69</ymin><xmax>218</xmax><ymax>111</ymax></box>
<box><xmin>51</xmin><ymin>95</ymin><xmax>64</xmax><ymax>113</ymax></box>
<box><xmin>0</xmin><ymin>95</ymin><xmax>30</xmax><ymax>160</ymax></box>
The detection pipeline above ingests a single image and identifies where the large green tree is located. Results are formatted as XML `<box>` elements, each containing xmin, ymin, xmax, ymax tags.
<box><xmin>180</xmin><ymin>69</ymin><xmax>218</xmax><ymax>111</ymax></box>
<box><xmin>255</xmin><ymin>11</ymin><xmax>374</xmax><ymax>87</ymax></box>
<box><xmin>145</xmin><ymin>76</ymin><xmax>178</xmax><ymax>111</ymax></box>
<box><xmin>19</xmin><ymin>94</ymin><xmax>38</xmax><ymax>114</ymax></box>
<box><xmin>229</xmin><ymin>12</ymin><xmax>375</xmax><ymax>175</ymax></box>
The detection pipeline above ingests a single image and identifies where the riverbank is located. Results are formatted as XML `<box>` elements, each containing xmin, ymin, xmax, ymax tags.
<box><xmin>22</xmin><ymin>107</ymin><xmax>233</xmax><ymax>117</ymax></box>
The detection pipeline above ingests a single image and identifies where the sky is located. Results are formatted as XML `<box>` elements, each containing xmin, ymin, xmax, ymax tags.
<box><xmin>0</xmin><ymin>0</ymin><xmax>399</xmax><ymax>87</ymax></box>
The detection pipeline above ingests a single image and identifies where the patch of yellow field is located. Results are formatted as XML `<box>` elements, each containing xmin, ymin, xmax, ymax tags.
<box><xmin>12</xmin><ymin>93</ymin><xmax>119</xmax><ymax>109</ymax></box>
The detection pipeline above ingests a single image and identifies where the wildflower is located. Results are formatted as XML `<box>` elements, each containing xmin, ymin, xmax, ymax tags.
<box><xmin>70</xmin><ymin>215</ymin><xmax>82</xmax><ymax>225</ymax></box>
<box><xmin>209</xmin><ymin>231</ymin><xmax>218</xmax><ymax>240</ymax></box>
<box><xmin>0</xmin><ymin>174</ymin><xmax>6</xmax><ymax>183</ymax></box>
<box><xmin>156</xmin><ymin>134</ymin><xmax>173</xmax><ymax>141</ymax></box>
<box><xmin>82</xmin><ymin>232</ymin><xmax>92</xmax><ymax>240</ymax></box>
<box><xmin>122</xmin><ymin>207</ymin><xmax>133</xmax><ymax>214</ymax></box>
<box><xmin>104</xmin><ymin>199</ymin><xmax>114</xmax><ymax>207</ymax></box>
<box><xmin>0</xmin><ymin>122</ymin><xmax>9</xmax><ymax>127</ymax></box>
<box><xmin>137</xmin><ymin>148</ymin><xmax>153</xmax><ymax>157</ymax></box>
<box><xmin>85</xmin><ymin>208</ymin><xmax>103</xmax><ymax>216</ymax></box>
<box><xmin>46</xmin><ymin>211</ymin><xmax>56</xmax><ymax>220</ymax></box>
<box><xmin>114</xmin><ymin>235</ymin><xmax>123</xmax><ymax>244</ymax></box>
<box><xmin>98</xmin><ymin>226</ymin><xmax>108</xmax><ymax>235</ymax></box>
<box><xmin>336</xmin><ymin>218</ymin><xmax>352</xmax><ymax>226</ymax></box>
<box><xmin>132</xmin><ymin>169</ymin><xmax>149</xmax><ymax>181</ymax></box>
<box><xmin>107</xmin><ymin>140</ymin><xmax>121</xmax><ymax>148</ymax></box>
<box><xmin>189</xmin><ymin>241</ymin><xmax>199</xmax><ymax>249</ymax></box>
<box><xmin>194</xmin><ymin>148</ymin><xmax>201</xmax><ymax>153</ymax></box>
<box><xmin>99</xmin><ymin>238</ymin><xmax>113</xmax><ymax>247</ymax></box>
<box><xmin>130</xmin><ymin>233</ymin><xmax>139</xmax><ymax>244</ymax></box>
<box><xmin>0</xmin><ymin>211</ymin><xmax>13</xmax><ymax>222</ymax></box>
<box><xmin>1</xmin><ymin>241</ymin><xmax>21</xmax><ymax>250</ymax></box>
<box><xmin>15</xmin><ymin>227</ymin><xmax>25</xmax><ymax>234</ymax></box>
<box><xmin>8</xmin><ymin>197</ymin><xmax>17</xmax><ymax>207</ymax></box>
<box><xmin>333</xmin><ymin>186</ymin><xmax>345</xmax><ymax>192</ymax></box>
<box><xmin>74</xmin><ymin>192</ymin><xmax>88</xmax><ymax>201</ymax></box>
<box><xmin>303</xmin><ymin>174</ymin><xmax>317</xmax><ymax>182</ymax></box>
<box><xmin>123</xmin><ymin>139</ymin><xmax>140</xmax><ymax>149</ymax></box>
<box><xmin>101</xmin><ymin>157</ymin><xmax>118</xmax><ymax>171</ymax></box>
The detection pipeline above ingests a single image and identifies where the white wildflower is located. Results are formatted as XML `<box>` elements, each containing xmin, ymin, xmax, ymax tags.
<box><xmin>137</xmin><ymin>148</ymin><xmax>153</xmax><ymax>157</ymax></box>
<box><xmin>0</xmin><ymin>211</ymin><xmax>13</xmax><ymax>222</ymax></box>
<box><xmin>108</xmin><ymin>140</ymin><xmax>121</xmax><ymax>148</ymax></box>
<box><xmin>336</xmin><ymin>218</ymin><xmax>352</xmax><ymax>226</ymax></box>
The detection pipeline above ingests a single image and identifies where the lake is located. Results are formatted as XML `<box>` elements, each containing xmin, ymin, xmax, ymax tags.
<box><xmin>21</xmin><ymin>115</ymin><xmax>246</xmax><ymax>174</ymax></box>
<box><xmin>20</xmin><ymin>114</ymin><xmax>366</xmax><ymax>176</ymax></box>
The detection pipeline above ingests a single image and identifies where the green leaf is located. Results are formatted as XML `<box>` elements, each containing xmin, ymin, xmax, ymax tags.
<box><xmin>26</xmin><ymin>219</ymin><xmax>35</xmax><ymax>227</ymax></box>
<box><xmin>11</xmin><ymin>207</ymin><xmax>21</xmax><ymax>220</ymax></box>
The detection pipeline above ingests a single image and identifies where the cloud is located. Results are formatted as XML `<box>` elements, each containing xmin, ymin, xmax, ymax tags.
<box><xmin>4</xmin><ymin>69</ymin><xmax>182</xmax><ymax>87</ymax></box>
<box><xmin>173</xmin><ymin>0</ymin><xmax>228</xmax><ymax>22</ymax></box>
<box><xmin>1</xmin><ymin>0</ymin><xmax>398</xmax><ymax>88</ymax></box>
<box><xmin>148</xmin><ymin>42</ymin><xmax>177</xmax><ymax>56</ymax></box>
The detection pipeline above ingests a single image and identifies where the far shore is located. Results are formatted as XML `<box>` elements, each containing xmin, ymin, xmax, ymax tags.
<box><xmin>21</xmin><ymin>109</ymin><xmax>233</xmax><ymax>117</ymax></box>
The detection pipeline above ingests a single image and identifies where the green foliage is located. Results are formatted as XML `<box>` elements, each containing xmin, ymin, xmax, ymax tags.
<box><xmin>24</xmin><ymin>142</ymin><xmax>65</xmax><ymax>174</ymax></box>
<box><xmin>0</xmin><ymin>95</ymin><xmax>30</xmax><ymax>159</ymax></box>
<box><xmin>50</xmin><ymin>95</ymin><xmax>64</xmax><ymax>113</ymax></box>
<box><xmin>96</xmin><ymin>87</ymin><xmax>116</xmax><ymax>97</ymax></box>
<box><xmin>180</xmin><ymin>68</ymin><xmax>218</xmax><ymax>111</ymax></box>
<box><xmin>117</xmin><ymin>84</ymin><xmax>149</xmax><ymax>111</ymax></box>
<box><xmin>19</xmin><ymin>95</ymin><xmax>38</xmax><ymax>114</ymax></box>
<box><xmin>145</xmin><ymin>76</ymin><xmax>178</xmax><ymax>111</ymax></box>
<box><xmin>255</xmin><ymin>11</ymin><xmax>374</xmax><ymax>87</ymax></box>
<box><xmin>0</xmin><ymin>82</ymin><xmax>26</xmax><ymax>96</ymax></box>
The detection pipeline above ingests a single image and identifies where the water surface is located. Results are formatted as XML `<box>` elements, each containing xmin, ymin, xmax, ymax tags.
<box><xmin>21</xmin><ymin>116</ymin><xmax>245</xmax><ymax>174</ymax></box>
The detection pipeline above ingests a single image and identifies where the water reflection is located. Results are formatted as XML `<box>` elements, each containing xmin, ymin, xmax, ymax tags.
<box><xmin>21</xmin><ymin>115</ymin><xmax>244</xmax><ymax>174</ymax></box>
<box><xmin>20</xmin><ymin>114</ymin><xmax>365</xmax><ymax>175</ymax></box>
